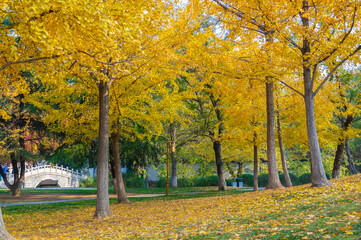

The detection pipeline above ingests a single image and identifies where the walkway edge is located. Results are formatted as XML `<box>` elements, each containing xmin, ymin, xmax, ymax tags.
<box><xmin>0</xmin><ymin>194</ymin><xmax>166</xmax><ymax>207</ymax></box>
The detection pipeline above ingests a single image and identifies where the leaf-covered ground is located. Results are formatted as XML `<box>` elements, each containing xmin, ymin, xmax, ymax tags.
<box><xmin>3</xmin><ymin>174</ymin><xmax>361</xmax><ymax>239</ymax></box>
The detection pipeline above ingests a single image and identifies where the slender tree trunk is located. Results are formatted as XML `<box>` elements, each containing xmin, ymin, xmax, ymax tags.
<box><xmin>213</xmin><ymin>141</ymin><xmax>227</xmax><ymax>191</ymax></box>
<box><xmin>332</xmin><ymin>115</ymin><xmax>353</xmax><ymax>178</ymax></box>
<box><xmin>2</xmin><ymin>152</ymin><xmax>26</xmax><ymax>197</ymax></box>
<box><xmin>345</xmin><ymin>139</ymin><xmax>359</xmax><ymax>175</ymax></box>
<box><xmin>0</xmin><ymin>208</ymin><xmax>13</xmax><ymax>240</ymax></box>
<box><xmin>253</xmin><ymin>143</ymin><xmax>258</xmax><ymax>192</ymax></box>
<box><xmin>169</xmin><ymin>123</ymin><xmax>177</xmax><ymax>188</ymax></box>
<box><xmin>209</xmin><ymin>94</ymin><xmax>227</xmax><ymax>191</ymax></box>
<box><xmin>237</xmin><ymin>162</ymin><xmax>243</xmax><ymax>177</ymax></box>
<box><xmin>95</xmin><ymin>80</ymin><xmax>112</xmax><ymax>218</ymax></box>
<box><xmin>111</xmin><ymin>132</ymin><xmax>130</xmax><ymax>204</ymax></box>
<box><xmin>109</xmin><ymin>157</ymin><xmax>117</xmax><ymax>194</ymax></box>
<box><xmin>301</xmin><ymin>1</ymin><xmax>330</xmax><ymax>187</ymax></box>
<box><xmin>303</xmin><ymin>76</ymin><xmax>330</xmax><ymax>186</ymax></box>
<box><xmin>266</xmin><ymin>81</ymin><xmax>283</xmax><ymax>189</ymax></box>
<box><xmin>276</xmin><ymin>106</ymin><xmax>292</xmax><ymax>187</ymax></box>
<box><xmin>226</xmin><ymin>162</ymin><xmax>236</xmax><ymax>179</ymax></box>
<box><xmin>332</xmin><ymin>142</ymin><xmax>345</xmax><ymax>179</ymax></box>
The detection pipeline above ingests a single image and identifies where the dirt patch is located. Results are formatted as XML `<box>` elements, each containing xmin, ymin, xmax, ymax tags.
<box><xmin>0</xmin><ymin>193</ymin><xmax>138</xmax><ymax>203</ymax></box>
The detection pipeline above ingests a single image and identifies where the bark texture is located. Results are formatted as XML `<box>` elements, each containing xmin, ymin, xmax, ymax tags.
<box><xmin>226</xmin><ymin>162</ymin><xmax>236</xmax><ymax>179</ymax></box>
<box><xmin>332</xmin><ymin>142</ymin><xmax>345</xmax><ymax>179</ymax></box>
<box><xmin>332</xmin><ymin>115</ymin><xmax>353</xmax><ymax>178</ymax></box>
<box><xmin>111</xmin><ymin>132</ymin><xmax>130</xmax><ymax>204</ymax></box>
<box><xmin>345</xmin><ymin>139</ymin><xmax>359</xmax><ymax>175</ymax></box>
<box><xmin>0</xmin><ymin>208</ymin><xmax>13</xmax><ymax>240</ymax></box>
<box><xmin>304</xmin><ymin>81</ymin><xmax>330</xmax><ymax>186</ymax></box>
<box><xmin>210</xmin><ymin>95</ymin><xmax>227</xmax><ymax>191</ymax></box>
<box><xmin>266</xmin><ymin>81</ymin><xmax>283</xmax><ymax>189</ymax></box>
<box><xmin>213</xmin><ymin>141</ymin><xmax>227</xmax><ymax>191</ymax></box>
<box><xmin>237</xmin><ymin>162</ymin><xmax>243</xmax><ymax>177</ymax></box>
<box><xmin>95</xmin><ymin>80</ymin><xmax>112</xmax><ymax>218</ymax></box>
<box><xmin>169</xmin><ymin>123</ymin><xmax>177</xmax><ymax>188</ymax></box>
<box><xmin>253</xmin><ymin>144</ymin><xmax>258</xmax><ymax>192</ymax></box>
<box><xmin>0</xmin><ymin>152</ymin><xmax>25</xmax><ymax>197</ymax></box>
<box><xmin>276</xmin><ymin>107</ymin><xmax>292</xmax><ymax>187</ymax></box>
<box><xmin>301</xmin><ymin>1</ymin><xmax>330</xmax><ymax>187</ymax></box>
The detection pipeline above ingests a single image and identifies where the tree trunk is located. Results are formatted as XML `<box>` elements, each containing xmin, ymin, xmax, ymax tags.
<box><xmin>94</xmin><ymin>80</ymin><xmax>112</xmax><ymax>218</ymax></box>
<box><xmin>332</xmin><ymin>115</ymin><xmax>353</xmax><ymax>178</ymax></box>
<box><xmin>111</xmin><ymin>132</ymin><xmax>130</xmax><ymax>204</ymax></box>
<box><xmin>237</xmin><ymin>162</ymin><xmax>243</xmax><ymax>177</ymax></box>
<box><xmin>276</xmin><ymin>106</ymin><xmax>292</xmax><ymax>187</ymax></box>
<box><xmin>226</xmin><ymin>162</ymin><xmax>236</xmax><ymax>179</ymax></box>
<box><xmin>209</xmin><ymin>94</ymin><xmax>227</xmax><ymax>191</ymax></box>
<box><xmin>213</xmin><ymin>141</ymin><xmax>227</xmax><ymax>191</ymax></box>
<box><xmin>303</xmin><ymin>73</ymin><xmax>330</xmax><ymax>187</ymax></box>
<box><xmin>169</xmin><ymin>123</ymin><xmax>177</xmax><ymax>188</ymax></box>
<box><xmin>301</xmin><ymin>1</ymin><xmax>330</xmax><ymax>187</ymax></box>
<box><xmin>1</xmin><ymin>152</ymin><xmax>26</xmax><ymax>197</ymax></box>
<box><xmin>332</xmin><ymin>142</ymin><xmax>345</xmax><ymax>179</ymax></box>
<box><xmin>0</xmin><ymin>208</ymin><xmax>13</xmax><ymax>240</ymax></box>
<box><xmin>266</xmin><ymin>81</ymin><xmax>283</xmax><ymax>189</ymax></box>
<box><xmin>253</xmin><ymin>144</ymin><xmax>258</xmax><ymax>192</ymax></box>
<box><xmin>109</xmin><ymin>157</ymin><xmax>116</xmax><ymax>194</ymax></box>
<box><xmin>345</xmin><ymin>139</ymin><xmax>359</xmax><ymax>175</ymax></box>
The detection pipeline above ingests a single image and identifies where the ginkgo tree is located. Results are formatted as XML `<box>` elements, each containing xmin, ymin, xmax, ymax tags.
<box><xmin>185</xmin><ymin>0</ymin><xmax>286</xmax><ymax>189</ymax></box>
<box><xmin>195</xmin><ymin>0</ymin><xmax>361</xmax><ymax>187</ymax></box>
<box><xmin>4</xmin><ymin>0</ymin><xmax>181</xmax><ymax>218</ymax></box>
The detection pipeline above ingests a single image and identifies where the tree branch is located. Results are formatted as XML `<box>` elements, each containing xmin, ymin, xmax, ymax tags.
<box><xmin>314</xmin><ymin>44</ymin><xmax>361</xmax><ymax>97</ymax></box>
<box><xmin>316</xmin><ymin>6</ymin><xmax>357</xmax><ymax>64</ymax></box>
<box><xmin>278</xmin><ymin>80</ymin><xmax>304</xmax><ymax>98</ymax></box>
<box><xmin>0</xmin><ymin>55</ymin><xmax>62</xmax><ymax>72</ymax></box>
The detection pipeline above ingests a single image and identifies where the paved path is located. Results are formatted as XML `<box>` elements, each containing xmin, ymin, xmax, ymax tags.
<box><xmin>0</xmin><ymin>194</ymin><xmax>166</xmax><ymax>207</ymax></box>
<box><xmin>0</xmin><ymin>187</ymin><xmax>264</xmax><ymax>207</ymax></box>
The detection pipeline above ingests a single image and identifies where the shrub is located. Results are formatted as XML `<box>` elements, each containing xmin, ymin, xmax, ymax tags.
<box><xmin>279</xmin><ymin>173</ymin><xmax>299</xmax><ymax>186</ymax></box>
<box><xmin>194</xmin><ymin>177</ymin><xmax>207</xmax><ymax>187</ymax></box>
<box><xmin>156</xmin><ymin>177</ymin><xmax>167</xmax><ymax>188</ymax></box>
<box><xmin>177</xmin><ymin>178</ymin><xmax>194</xmax><ymax>187</ymax></box>
<box><xmin>80</xmin><ymin>176</ymin><xmax>97</xmax><ymax>188</ymax></box>
<box><xmin>258</xmin><ymin>173</ymin><xmax>268</xmax><ymax>187</ymax></box>
<box><xmin>240</xmin><ymin>174</ymin><xmax>254</xmax><ymax>187</ymax></box>
<box><xmin>226</xmin><ymin>179</ymin><xmax>233</xmax><ymax>186</ymax></box>
<box><xmin>206</xmin><ymin>175</ymin><xmax>219</xmax><ymax>186</ymax></box>
<box><xmin>298</xmin><ymin>173</ymin><xmax>312</xmax><ymax>185</ymax></box>
<box><xmin>123</xmin><ymin>172</ymin><xmax>145</xmax><ymax>188</ymax></box>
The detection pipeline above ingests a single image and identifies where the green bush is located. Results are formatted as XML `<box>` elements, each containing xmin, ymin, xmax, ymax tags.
<box><xmin>194</xmin><ymin>177</ymin><xmax>207</xmax><ymax>187</ymax></box>
<box><xmin>80</xmin><ymin>176</ymin><xmax>97</xmax><ymax>188</ymax></box>
<box><xmin>178</xmin><ymin>178</ymin><xmax>194</xmax><ymax>187</ymax></box>
<box><xmin>258</xmin><ymin>173</ymin><xmax>269</xmax><ymax>187</ymax></box>
<box><xmin>279</xmin><ymin>173</ymin><xmax>299</xmax><ymax>186</ymax></box>
<box><xmin>226</xmin><ymin>179</ymin><xmax>233</xmax><ymax>186</ymax></box>
<box><xmin>206</xmin><ymin>175</ymin><xmax>219</xmax><ymax>186</ymax></box>
<box><xmin>298</xmin><ymin>173</ymin><xmax>312</xmax><ymax>185</ymax></box>
<box><xmin>241</xmin><ymin>174</ymin><xmax>254</xmax><ymax>187</ymax></box>
<box><xmin>123</xmin><ymin>172</ymin><xmax>145</xmax><ymax>188</ymax></box>
<box><xmin>156</xmin><ymin>175</ymin><xmax>233</xmax><ymax>188</ymax></box>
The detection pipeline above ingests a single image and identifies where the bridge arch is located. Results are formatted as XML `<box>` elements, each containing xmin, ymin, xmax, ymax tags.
<box><xmin>0</xmin><ymin>165</ymin><xmax>87</xmax><ymax>188</ymax></box>
<box><xmin>34</xmin><ymin>178</ymin><xmax>62</xmax><ymax>188</ymax></box>
<box><xmin>24</xmin><ymin>165</ymin><xmax>87</xmax><ymax>188</ymax></box>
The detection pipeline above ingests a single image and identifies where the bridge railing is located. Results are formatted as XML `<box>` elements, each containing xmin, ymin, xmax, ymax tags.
<box><xmin>1</xmin><ymin>164</ymin><xmax>86</xmax><ymax>181</ymax></box>
<box><xmin>26</xmin><ymin>164</ymin><xmax>86</xmax><ymax>177</ymax></box>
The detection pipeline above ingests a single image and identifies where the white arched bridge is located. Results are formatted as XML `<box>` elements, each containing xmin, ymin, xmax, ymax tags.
<box><xmin>0</xmin><ymin>164</ymin><xmax>87</xmax><ymax>188</ymax></box>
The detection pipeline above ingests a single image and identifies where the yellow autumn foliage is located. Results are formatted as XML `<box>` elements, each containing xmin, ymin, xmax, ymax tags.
<box><xmin>3</xmin><ymin>174</ymin><xmax>361</xmax><ymax>239</ymax></box>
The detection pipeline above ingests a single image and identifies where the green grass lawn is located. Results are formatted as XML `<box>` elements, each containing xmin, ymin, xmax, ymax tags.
<box><xmin>1</xmin><ymin>187</ymin><xmax>247</xmax><ymax>215</ymax></box>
